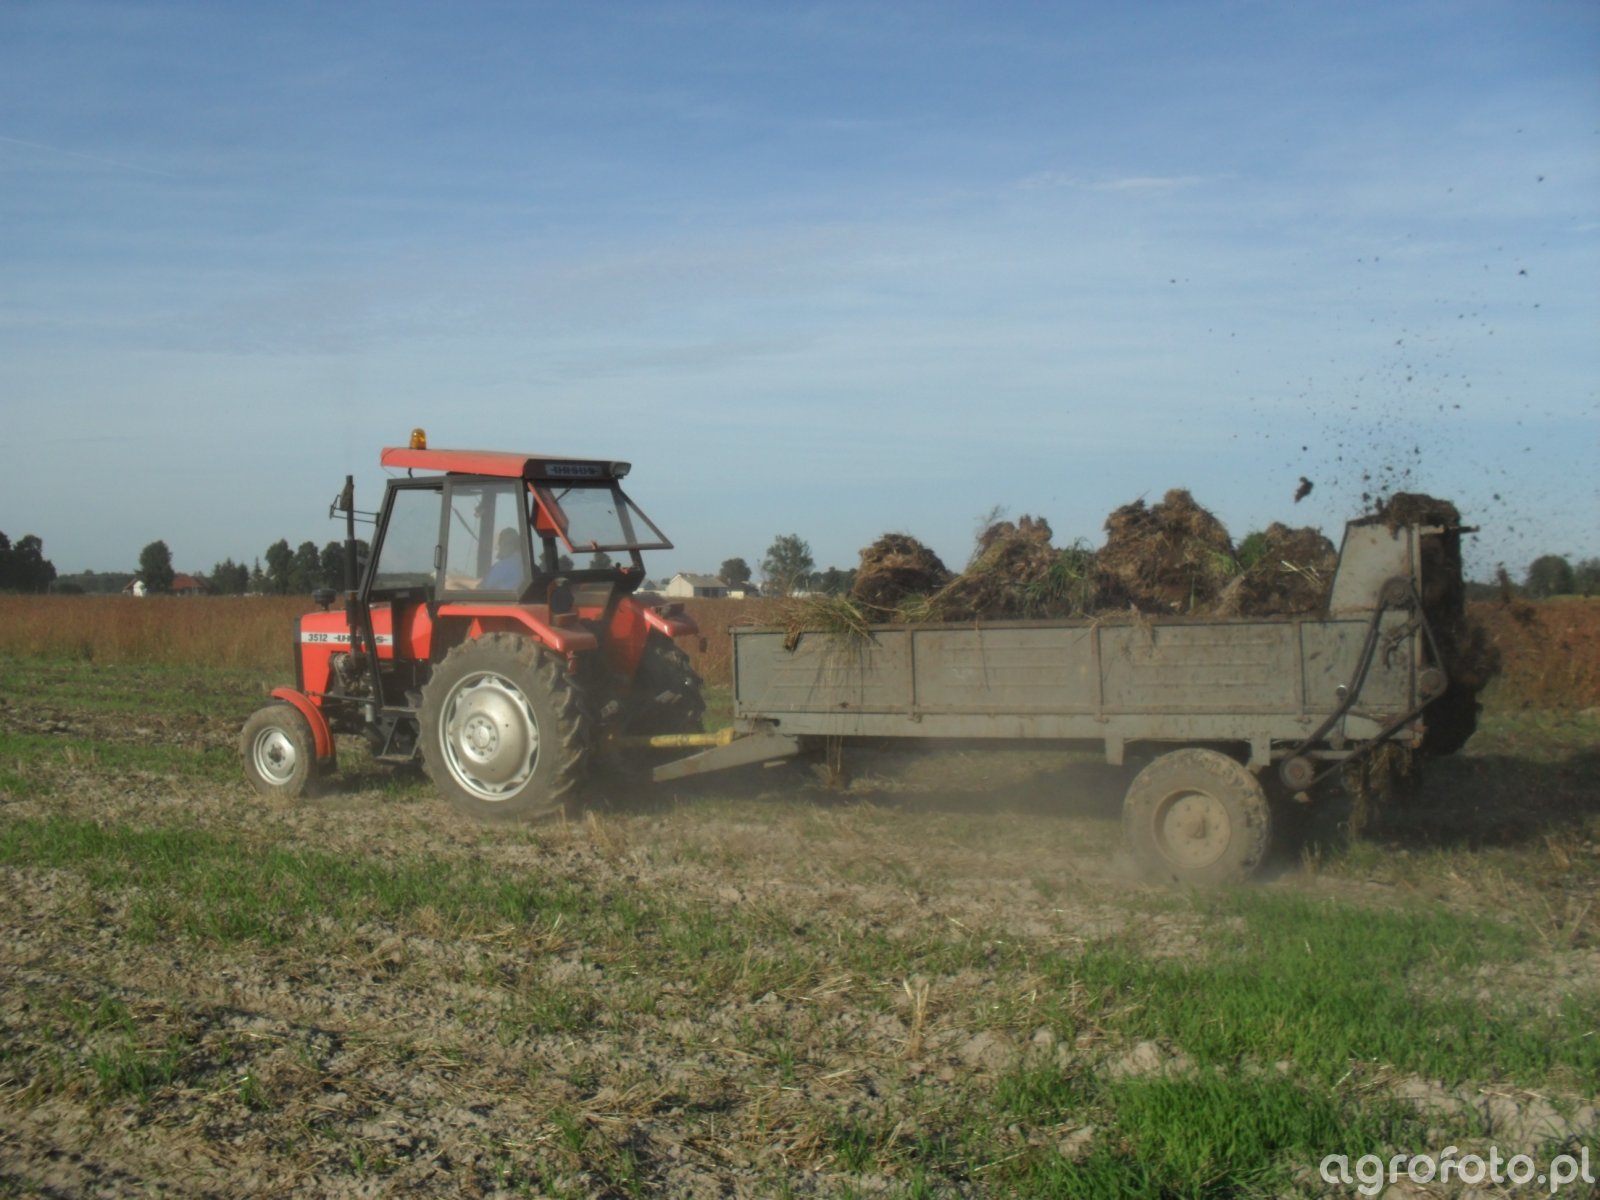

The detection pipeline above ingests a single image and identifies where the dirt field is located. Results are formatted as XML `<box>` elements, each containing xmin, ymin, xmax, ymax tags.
<box><xmin>1</xmin><ymin>657</ymin><xmax>1597</xmax><ymax>1197</ymax></box>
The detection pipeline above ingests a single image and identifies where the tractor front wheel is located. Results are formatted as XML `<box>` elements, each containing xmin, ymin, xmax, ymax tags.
<box><xmin>241</xmin><ymin>703</ymin><xmax>320</xmax><ymax>800</ymax></box>
<box><xmin>419</xmin><ymin>633</ymin><xmax>588</xmax><ymax>822</ymax></box>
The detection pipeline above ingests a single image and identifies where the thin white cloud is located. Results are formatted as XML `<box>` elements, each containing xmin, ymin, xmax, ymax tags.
<box><xmin>1016</xmin><ymin>170</ymin><xmax>1210</xmax><ymax>192</ymax></box>
<box><xmin>1091</xmin><ymin>175</ymin><xmax>1209</xmax><ymax>192</ymax></box>
<box><xmin>0</xmin><ymin>132</ymin><xmax>180</xmax><ymax>178</ymax></box>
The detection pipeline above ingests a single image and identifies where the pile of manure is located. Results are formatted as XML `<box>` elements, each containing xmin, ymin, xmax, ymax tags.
<box><xmin>850</xmin><ymin>534</ymin><xmax>951</xmax><ymax>618</ymax></box>
<box><xmin>1212</xmin><ymin>523</ymin><xmax>1338</xmax><ymax>618</ymax></box>
<box><xmin>1095</xmin><ymin>489</ymin><xmax>1239</xmax><ymax>614</ymax></box>
<box><xmin>925</xmin><ymin>515</ymin><xmax>1088</xmax><ymax>621</ymax></box>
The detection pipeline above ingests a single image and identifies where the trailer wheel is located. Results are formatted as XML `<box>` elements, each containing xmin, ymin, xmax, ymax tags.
<box><xmin>419</xmin><ymin>633</ymin><xmax>588</xmax><ymax>822</ymax></box>
<box><xmin>1122</xmin><ymin>749</ymin><xmax>1271</xmax><ymax>886</ymax></box>
<box><xmin>241</xmin><ymin>703</ymin><xmax>320</xmax><ymax>800</ymax></box>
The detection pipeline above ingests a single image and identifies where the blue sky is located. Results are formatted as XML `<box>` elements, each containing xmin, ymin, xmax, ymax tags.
<box><xmin>2</xmin><ymin>0</ymin><xmax>1596</xmax><ymax>583</ymax></box>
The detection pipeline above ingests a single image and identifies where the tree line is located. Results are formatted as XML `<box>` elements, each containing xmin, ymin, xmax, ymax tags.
<box><xmin>51</xmin><ymin>538</ymin><xmax>372</xmax><ymax>596</ymax></box>
<box><xmin>0</xmin><ymin>531</ymin><xmax>57</xmax><ymax>593</ymax></box>
<box><xmin>1517</xmin><ymin>554</ymin><xmax>1600</xmax><ymax>599</ymax></box>
<box><xmin>702</xmin><ymin>537</ymin><xmax>855</xmax><ymax>598</ymax></box>
<box><xmin>9</xmin><ymin>525</ymin><xmax>1597</xmax><ymax>600</ymax></box>
<box><xmin>204</xmin><ymin>538</ymin><xmax>372</xmax><ymax>595</ymax></box>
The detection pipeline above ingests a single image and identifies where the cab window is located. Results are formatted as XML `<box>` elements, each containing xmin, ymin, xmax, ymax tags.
<box><xmin>443</xmin><ymin>480</ymin><xmax>527</xmax><ymax>593</ymax></box>
<box><xmin>371</xmin><ymin>485</ymin><xmax>442</xmax><ymax>591</ymax></box>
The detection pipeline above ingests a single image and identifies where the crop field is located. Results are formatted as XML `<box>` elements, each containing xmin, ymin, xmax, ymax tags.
<box><xmin>0</xmin><ymin>597</ymin><xmax>1597</xmax><ymax>1197</ymax></box>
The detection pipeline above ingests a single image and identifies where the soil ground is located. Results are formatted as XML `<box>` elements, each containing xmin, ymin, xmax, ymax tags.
<box><xmin>1</xmin><ymin>666</ymin><xmax>1596</xmax><ymax>1197</ymax></box>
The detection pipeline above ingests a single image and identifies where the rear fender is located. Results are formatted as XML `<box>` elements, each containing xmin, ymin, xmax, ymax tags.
<box><xmin>269</xmin><ymin>687</ymin><xmax>336</xmax><ymax>764</ymax></box>
<box><xmin>601</xmin><ymin>597</ymin><xmax>699</xmax><ymax>677</ymax></box>
<box><xmin>642</xmin><ymin>603</ymin><xmax>698</xmax><ymax>640</ymax></box>
<box><xmin>435</xmin><ymin>604</ymin><xmax>599</xmax><ymax>658</ymax></box>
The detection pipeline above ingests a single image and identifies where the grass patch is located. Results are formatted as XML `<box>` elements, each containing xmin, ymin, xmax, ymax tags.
<box><xmin>701</xmin><ymin>683</ymin><xmax>733</xmax><ymax>731</ymax></box>
<box><xmin>0</xmin><ymin>656</ymin><xmax>269</xmax><ymax>719</ymax></box>
<box><xmin>0</xmin><ymin>813</ymin><xmax>1012</xmax><ymax>995</ymax></box>
<box><xmin>498</xmin><ymin>982</ymin><xmax>602</xmax><ymax>1040</ymax></box>
<box><xmin>1040</xmin><ymin>891</ymin><xmax>1596</xmax><ymax>1088</ymax></box>
<box><xmin>902</xmin><ymin>890</ymin><xmax>1594</xmax><ymax>1195</ymax></box>
<box><xmin>21</xmin><ymin>992</ymin><xmax>192</xmax><ymax>1103</ymax></box>
<box><xmin>984</xmin><ymin>1067</ymin><xmax>1426</xmax><ymax>1198</ymax></box>
<box><xmin>1455</xmin><ymin>705</ymin><xmax>1600</xmax><ymax>762</ymax></box>
<box><xmin>0</xmin><ymin>758</ymin><xmax>34</xmax><ymax>797</ymax></box>
<box><xmin>0</xmin><ymin>730</ymin><xmax>237</xmax><ymax>785</ymax></box>
<box><xmin>0</xmin><ymin>815</ymin><xmax>602</xmax><ymax>946</ymax></box>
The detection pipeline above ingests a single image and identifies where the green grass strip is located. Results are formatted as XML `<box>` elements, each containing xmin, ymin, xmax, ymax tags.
<box><xmin>1036</xmin><ymin>891</ymin><xmax>1597</xmax><ymax>1088</ymax></box>
<box><xmin>0</xmin><ymin>730</ymin><xmax>236</xmax><ymax>784</ymax></box>
<box><xmin>984</xmin><ymin>1067</ymin><xmax>1426</xmax><ymax>1198</ymax></box>
<box><xmin>0</xmin><ymin>815</ymin><xmax>597</xmax><ymax>946</ymax></box>
<box><xmin>0</xmin><ymin>657</ymin><xmax>266</xmax><ymax>719</ymax></box>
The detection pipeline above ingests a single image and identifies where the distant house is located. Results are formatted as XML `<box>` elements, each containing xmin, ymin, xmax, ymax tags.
<box><xmin>663</xmin><ymin>573</ymin><xmax>728</xmax><ymax>599</ymax></box>
<box><xmin>122</xmin><ymin>573</ymin><xmax>208</xmax><ymax>597</ymax></box>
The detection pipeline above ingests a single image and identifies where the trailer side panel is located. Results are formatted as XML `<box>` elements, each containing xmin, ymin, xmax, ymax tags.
<box><xmin>732</xmin><ymin>612</ymin><xmax>1421</xmax><ymax>760</ymax></box>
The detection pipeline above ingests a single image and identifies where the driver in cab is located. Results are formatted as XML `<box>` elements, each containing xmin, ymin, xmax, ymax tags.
<box><xmin>482</xmin><ymin>528</ymin><xmax>526</xmax><ymax>590</ymax></box>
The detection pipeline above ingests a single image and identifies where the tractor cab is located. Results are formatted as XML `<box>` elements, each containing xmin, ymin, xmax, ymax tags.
<box><xmin>364</xmin><ymin>442</ymin><xmax>674</xmax><ymax>629</ymax></box>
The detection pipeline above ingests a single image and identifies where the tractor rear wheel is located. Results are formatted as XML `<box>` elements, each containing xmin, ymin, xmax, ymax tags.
<box><xmin>1122</xmin><ymin>748</ymin><xmax>1271</xmax><ymax>886</ymax></box>
<box><xmin>419</xmin><ymin>633</ymin><xmax>588</xmax><ymax>822</ymax></box>
<box><xmin>241</xmin><ymin>703</ymin><xmax>320</xmax><ymax>800</ymax></box>
<box><xmin>598</xmin><ymin>632</ymin><xmax>707</xmax><ymax>785</ymax></box>
<box><xmin>626</xmin><ymin>633</ymin><xmax>707</xmax><ymax>737</ymax></box>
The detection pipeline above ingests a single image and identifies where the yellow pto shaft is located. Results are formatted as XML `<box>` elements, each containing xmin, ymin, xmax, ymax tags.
<box><xmin>615</xmin><ymin>727</ymin><xmax>739</xmax><ymax>750</ymax></box>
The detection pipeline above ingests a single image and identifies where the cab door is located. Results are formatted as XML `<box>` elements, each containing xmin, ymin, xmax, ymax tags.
<box><xmin>439</xmin><ymin>478</ymin><xmax>531</xmax><ymax>599</ymax></box>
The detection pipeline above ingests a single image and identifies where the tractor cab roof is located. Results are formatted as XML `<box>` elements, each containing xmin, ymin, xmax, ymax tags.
<box><xmin>380</xmin><ymin>446</ymin><xmax>631</xmax><ymax>483</ymax></box>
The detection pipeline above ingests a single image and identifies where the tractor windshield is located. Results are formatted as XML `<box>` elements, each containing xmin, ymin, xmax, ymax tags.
<box><xmin>532</xmin><ymin>482</ymin><xmax>672</xmax><ymax>553</ymax></box>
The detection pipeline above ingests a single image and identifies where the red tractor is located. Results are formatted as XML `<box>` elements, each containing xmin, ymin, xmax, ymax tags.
<box><xmin>241</xmin><ymin>431</ymin><xmax>705</xmax><ymax>819</ymax></box>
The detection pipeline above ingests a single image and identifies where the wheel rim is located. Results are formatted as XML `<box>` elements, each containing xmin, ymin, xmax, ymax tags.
<box><xmin>1151</xmin><ymin>788</ymin><xmax>1232</xmax><ymax>870</ymax></box>
<box><xmin>439</xmin><ymin>671</ymin><xmax>540</xmax><ymax>802</ymax></box>
<box><xmin>251</xmin><ymin>726</ymin><xmax>300</xmax><ymax>786</ymax></box>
